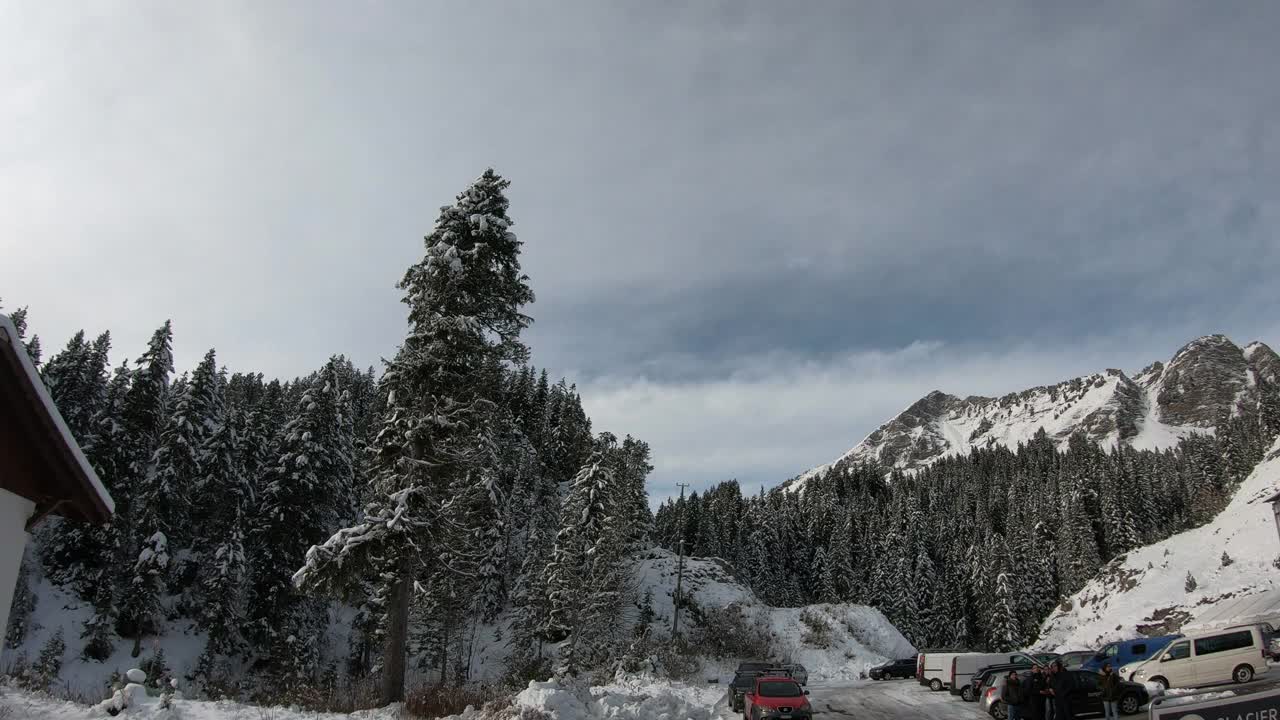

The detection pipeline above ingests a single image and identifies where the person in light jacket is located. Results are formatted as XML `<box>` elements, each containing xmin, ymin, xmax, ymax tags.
<box><xmin>1003</xmin><ymin>671</ymin><xmax>1025</xmax><ymax>720</ymax></box>
<box><xmin>1099</xmin><ymin>662</ymin><xmax>1121</xmax><ymax>720</ymax></box>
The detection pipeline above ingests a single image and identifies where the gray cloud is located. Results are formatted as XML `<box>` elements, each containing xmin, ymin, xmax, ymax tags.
<box><xmin>1</xmin><ymin>1</ymin><xmax>1277</xmax><ymax>501</ymax></box>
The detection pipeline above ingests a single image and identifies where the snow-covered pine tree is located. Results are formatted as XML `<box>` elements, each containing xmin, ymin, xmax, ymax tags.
<box><xmin>116</xmin><ymin>322</ymin><xmax>175</xmax><ymax>656</ymax></box>
<box><xmin>990</xmin><ymin>572</ymin><xmax>1019</xmax><ymax>652</ymax></box>
<box><xmin>507</xmin><ymin>525</ymin><xmax>553</xmax><ymax>679</ymax></box>
<box><xmin>294</xmin><ymin>170</ymin><xmax>534</xmax><ymax>703</ymax></box>
<box><xmin>35</xmin><ymin>330</ymin><xmax>113</xmax><ymax>593</ymax></box>
<box><xmin>249</xmin><ymin>357</ymin><xmax>354</xmax><ymax>683</ymax></box>
<box><xmin>194</xmin><ymin>406</ymin><xmax>252</xmax><ymax>671</ymax></box>
<box><xmin>147</xmin><ymin>348</ymin><xmax>222</xmax><ymax>573</ymax></box>
<box><xmin>544</xmin><ymin>449</ymin><xmax>614</xmax><ymax>647</ymax></box>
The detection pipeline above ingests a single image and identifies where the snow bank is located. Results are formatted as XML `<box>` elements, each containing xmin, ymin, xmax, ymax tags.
<box><xmin>509</xmin><ymin>675</ymin><xmax>723</xmax><ymax>720</ymax></box>
<box><xmin>0</xmin><ymin>680</ymin><xmax>399</xmax><ymax>719</ymax></box>
<box><xmin>1037</xmin><ymin>438</ymin><xmax>1280</xmax><ymax>651</ymax></box>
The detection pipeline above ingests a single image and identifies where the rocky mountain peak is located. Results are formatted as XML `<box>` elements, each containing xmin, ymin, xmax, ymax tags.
<box><xmin>1156</xmin><ymin>334</ymin><xmax>1247</xmax><ymax>427</ymax></box>
<box><xmin>792</xmin><ymin>333</ymin><xmax>1277</xmax><ymax>481</ymax></box>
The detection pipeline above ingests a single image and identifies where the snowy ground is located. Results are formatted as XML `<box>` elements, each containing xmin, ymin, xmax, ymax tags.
<box><xmin>1037</xmin><ymin>437</ymin><xmax>1280</xmax><ymax>651</ymax></box>
<box><xmin>0</xmin><ymin>680</ymin><xmax>399</xmax><ymax>719</ymax></box>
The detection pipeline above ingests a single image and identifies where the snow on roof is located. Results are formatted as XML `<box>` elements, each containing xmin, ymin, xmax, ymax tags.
<box><xmin>0</xmin><ymin>314</ymin><xmax>114</xmax><ymax>517</ymax></box>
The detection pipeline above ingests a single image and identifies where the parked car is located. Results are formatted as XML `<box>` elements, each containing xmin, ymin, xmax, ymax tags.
<box><xmin>743</xmin><ymin>675</ymin><xmax>813</xmax><ymax>720</ymax></box>
<box><xmin>870</xmin><ymin>657</ymin><xmax>918</xmax><ymax>680</ymax></box>
<box><xmin>1132</xmin><ymin>624</ymin><xmax>1272</xmax><ymax>690</ymax></box>
<box><xmin>966</xmin><ymin>654</ymin><xmax>1057</xmax><ymax>702</ymax></box>
<box><xmin>982</xmin><ymin>669</ymin><xmax>1149</xmax><ymax>718</ymax></box>
<box><xmin>1057</xmin><ymin>650</ymin><xmax>1098</xmax><ymax>670</ymax></box>
<box><xmin>778</xmin><ymin>663</ymin><xmax>808</xmax><ymax>685</ymax></box>
<box><xmin>949</xmin><ymin>652</ymin><xmax>1044</xmax><ymax>699</ymax></box>
<box><xmin>729</xmin><ymin>672</ymin><xmax>759</xmax><ymax>713</ymax></box>
<box><xmin>1082</xmin><ymin>635</ymin><xmax>1182</xmax><ymax>673</ymax></box>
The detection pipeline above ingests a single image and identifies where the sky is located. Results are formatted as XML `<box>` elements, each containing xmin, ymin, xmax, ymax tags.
<box><xmin>3</xmin><ymin>2</ymin><xmax>1278</xmax><ymax>505</ymax></box>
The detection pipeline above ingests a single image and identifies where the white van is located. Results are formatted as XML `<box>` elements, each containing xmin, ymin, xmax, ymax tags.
<box><xmin>1132</xmin><ymin>624</ymin><xmax>1271</xmax><ymax>690</ymax></box>
<box><xmin>922</xmin><ymin>652</ymin><xmax>962</xmax><ymax>691</ymax></box>
<box><xmin>948</xmin><ymin>652</ymin><xmax>1042</xmax><ymax>699</ymax></box>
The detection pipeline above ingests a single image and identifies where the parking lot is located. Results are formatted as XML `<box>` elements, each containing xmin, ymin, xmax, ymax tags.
<box><xmin>808</xmin><ymin>680</ymin><xmax>986</xmax><ymax>719</ymax></box>
<box><xmin>717</xmin><ymin>679</ymin><xmax>986</xmax><ymax>720</ymax></box>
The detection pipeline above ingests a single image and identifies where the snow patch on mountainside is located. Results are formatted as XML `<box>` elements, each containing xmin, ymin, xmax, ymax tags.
<box><xmin>1035</xmin><ymin>437</ymin><xmax>1280</xmax><ymax>651</ymax></box>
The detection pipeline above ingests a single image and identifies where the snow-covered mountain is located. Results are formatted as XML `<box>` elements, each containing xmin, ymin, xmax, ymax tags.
<box><xmin>792</xmin><ymin>334</ymin><xmax>1279</xmax><ymax>485</ymax></box>
<box><xmin>1035</xmin><ymin>436</ymin><xmax>1280</xmax><ymax>651</ymax></box>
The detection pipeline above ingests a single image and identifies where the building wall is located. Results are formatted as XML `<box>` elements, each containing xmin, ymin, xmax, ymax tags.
<box><xmin>0</xmin><ymin>487</ymin><xmax>35</xmax><ymax>637</ymax></box>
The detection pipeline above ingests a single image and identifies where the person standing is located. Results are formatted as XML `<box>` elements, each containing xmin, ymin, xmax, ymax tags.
<box><xmin>1041</xmin><ymin>663</ymin><xmax>1057</xmax><ymax>720</ymax></box>
<box><xmin>1004</xmin><ymin>671</ymin><xmax>1025</xmax><ymax>720</ymax></box>
<box><xmin>1100</xmin><ymin>663</ymin><xmax>1121</xmax><ymax>720</ymax></box>
<box><xmin>1024</xmin><ymin>664</ymin><xmax>1046</xmax><ymax>720</ymax></box>
<box><xmin>1050</xmin><ymin>661</ymin><xmax>1074</xmax><ymax>720</ymax></box>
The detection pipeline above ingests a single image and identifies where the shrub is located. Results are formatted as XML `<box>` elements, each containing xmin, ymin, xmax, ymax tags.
<box><xmin>1221</xmin><ymin>552</ymin><xmax>1234</xmax><ymax>567</ymax></box>
<box><xmin>690</xmin><ymin>604</ymin><xmax>772</xmax><ymax>660</ymax></box>
<box><xmin>404</xmin><ymin>683</ymin><xmax>508</xmax><ymax>718</ymax></box>
<box><xmin>1184</xmin><ymin>572</ymin><xmax>1198</xmax><ymax>593</ymax></box>
<box><xmin>799</xmin><ymin>609</ymin><xmax>833</xmax><ymax>649</ymax></box>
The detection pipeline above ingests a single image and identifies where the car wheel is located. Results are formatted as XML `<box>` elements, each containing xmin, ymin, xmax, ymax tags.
<box><xmin>961</xmin><ymin>685</ymin><xmax>975</xmax><ymax>702</ymax></box>
<box><xmin>1119</xmin><ymin>693</ymin><xmax>1141</xmax><ymax>715</ymax></box>
<box><xmin>990</xmin><ymin>700</ymin><xmax>1007</xmax><ymax>720</ymax></box>
<box><xmin>1233</xmin><ymin>665</ymin><xmax>1254</xmax><ymax>684</ymax></box>
<box><xmin>930</xmin><ymin>678</ymin><xmax>943</xmax><ymax>691</ymax></box>
<box><xmin>1150</xmin><ymin>676</ymin><xmax>1169</xmax><ymax>691</ymax></box>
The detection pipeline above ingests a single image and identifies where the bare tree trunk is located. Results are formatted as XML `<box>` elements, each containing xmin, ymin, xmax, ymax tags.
<box><xmin>380</xmin><ymin>558</ymin><xmax>411</xmax><ymax>705</ymax></box>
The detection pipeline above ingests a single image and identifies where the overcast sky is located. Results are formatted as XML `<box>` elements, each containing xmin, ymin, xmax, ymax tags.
<box><xmin>3</xmin><ymin>2</ymin><xmax>1278</xmax><ymax>505</ymax></box>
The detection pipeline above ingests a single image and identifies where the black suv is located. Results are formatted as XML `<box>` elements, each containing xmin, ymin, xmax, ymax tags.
<box><xmin>966</xmin><ymin>654</ymin><xmax>1058</xmax><ymax>702</ymax></box>
<box><xmin>989</xmin><ymin>669</ymin><xmax>1149</xmax><ymax>719</ymax></box>
<box><xmin>870</xmin><ymin>658</ymin><xmax>918</xmax><ymax>680</ymax></box>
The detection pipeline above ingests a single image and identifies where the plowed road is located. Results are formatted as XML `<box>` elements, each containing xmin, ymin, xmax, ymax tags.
<box><xmin>718</xmin><ymin>679</ymin><xmax>986</xmax><ymax>719</ymax></box>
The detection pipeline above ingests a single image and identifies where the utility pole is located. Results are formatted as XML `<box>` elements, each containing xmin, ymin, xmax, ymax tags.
<box><xmin>671</xmin><ymin>482</ymin><xmax>690</xmax><ymax>643</ymax></box>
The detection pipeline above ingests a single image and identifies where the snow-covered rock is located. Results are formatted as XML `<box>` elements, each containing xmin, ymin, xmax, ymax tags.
<box><xmin>1036</xmin><ymin>437</ymin><xmax>1280</xmax><ymax>651</ymax></box>
<box><xmin>788</xmin><ymin>334</ymin><xmax>1279</xmax><ymax>485</ymax></box>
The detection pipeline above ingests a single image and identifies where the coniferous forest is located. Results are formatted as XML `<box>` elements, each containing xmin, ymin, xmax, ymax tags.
<box><xmin>3</xmin><ymin>170</ymin><xmax>655</xmax><ymax>702</ymax></box>
<box><xmin>653</xmin><ymin>398</ymin><xmax>1279</xmax><ymax>654</ymax></box>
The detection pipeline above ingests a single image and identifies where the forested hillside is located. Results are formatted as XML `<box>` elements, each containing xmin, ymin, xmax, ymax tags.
<box><xmin>1</xmin><ymin>170</ymin><xmax>655</xmax><ymax>703</ymax></box>
<box><xmin>655</xmin><ymin>390</ymin><xmax>1280</xmax><ymax>652</ymax></box>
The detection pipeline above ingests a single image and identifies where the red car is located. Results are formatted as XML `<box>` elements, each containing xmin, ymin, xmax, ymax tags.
<box><xmin>742</xmin><ymin>675</ymin><xmax>812</xmax><ymax>720</ymax></box>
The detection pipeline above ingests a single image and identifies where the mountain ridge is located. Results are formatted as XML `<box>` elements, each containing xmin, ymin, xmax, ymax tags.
<box><xmin>788</xmin><ymin>334</ymin><xmax>1280</xmax><ymax>488</ymax></box>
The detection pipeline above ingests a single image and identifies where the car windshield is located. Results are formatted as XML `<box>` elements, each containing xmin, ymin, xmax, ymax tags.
<box><xmin>758</xmin><ymin>681</ymin><xmax>803</xmax><ymax>697</ymax></box>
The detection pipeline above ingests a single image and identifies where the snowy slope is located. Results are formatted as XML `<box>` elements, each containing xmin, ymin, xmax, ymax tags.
<box><xmin>0</xmin><ymin>564</ymin><xmax>356</xmax><ymax>701</ymax></box>
<box><xmin>632</xmin><ymin>548</ymin><xmax>915</xmax><ymax>680</ymax></box>
<box><xmin>1035</xmin><ymin>437</ymin><xmax>1280</xmax><ymax>651</ymax></box>
<box><xmin>789</xmin><ymin>335</ymin><xmax>1278</xmax><ymax>487</ymax></box>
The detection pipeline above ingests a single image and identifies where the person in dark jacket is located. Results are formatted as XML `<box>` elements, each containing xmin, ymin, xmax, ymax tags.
<box><xmin>1003</xmin><ymin>671</ymin><xmax>1025</xmax><ymax>720</ymax></box>
<box><xmin>1023</xmin><ymin>665</ymin><xmax>1046</xmax><ymax>720</ymax></box>
<box><xmin>1099</xmin><ymin>663</ymin><xmax>1121</xmax><ymax>720</ymax></box>
<box><xmin>1049</xmin><ymin>661</ymin><xmax>1074</xmax><ymax>720</ymax></box>
<box><xmin>1040</xmin><ymin>663</ymin><xmax>1056</xmax><ymax>720</ymax></box>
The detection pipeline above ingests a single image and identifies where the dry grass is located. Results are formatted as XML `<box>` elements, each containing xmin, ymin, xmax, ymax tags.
<box><xmin>404</xmin><ymin>683</ymin><xmax>510</xmax><ymax>718</ymax></box>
